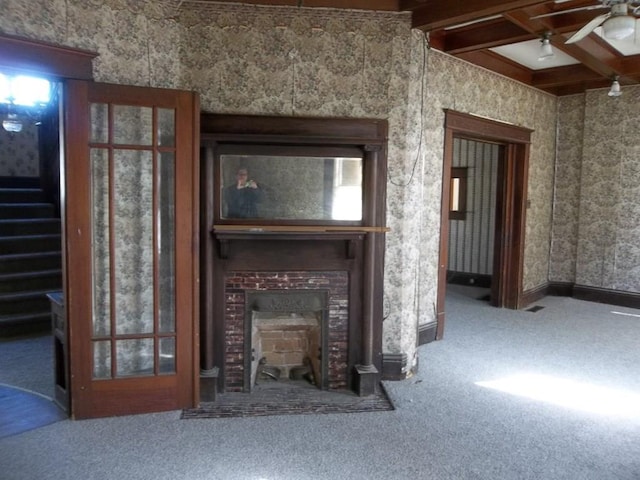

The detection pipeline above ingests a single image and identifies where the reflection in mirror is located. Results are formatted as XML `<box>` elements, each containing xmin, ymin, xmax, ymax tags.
<box><xmin>220</xmin><ymin>153</ymin><xmax>363</xmax><ymax>221</ymax></box>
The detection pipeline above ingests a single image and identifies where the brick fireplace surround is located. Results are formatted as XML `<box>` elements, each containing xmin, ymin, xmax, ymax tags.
<box><xmin>224</xmin><ymin>271</ymin><xmax>349</xmax><ymax>392</ymax></box>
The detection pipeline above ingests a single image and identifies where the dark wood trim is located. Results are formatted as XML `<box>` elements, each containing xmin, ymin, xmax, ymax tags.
<box><xmin>381</xmin><ymin>353</ymin><xmax>408</xmax><ymax>381</ymax></box>
<box><xmin>520</xmin><ymin>283</ymin><xmax>548</xmax><ymax>308</ymax></box>
<box><xmin>0</xmin><ymin>34</ymin><xmax>96</xmax><ymax>80</ymax></box>
<box><xmin>418</xmin><ymin>322</ymin><xmax>437</xmax><ymax>346</ymax></box>
<box><xmin>444</xmin><ymin>110</ymin><xmax>534</xmax><ymax>145</ymax></box>
<box><xmin>573</xmin><ymin>285</ymin><xmax>640</xmax><ymax>310</ymax></box>
<box><xmin>509</xmin><ymin>142</ymin><xmax>529</xmax><ymax>309</ymax></box>
<box><xmin>523</xmin><ymin>282</ymin><xmax>640</xmax><ymax>310</ymax></box>
<box><xmin>436</xmin><ymin>122</ymin><xmax>454</xmax><ymax>340</ymax></box>
<box><xmin>438</xmin><ymin>110</ymin><xmax>532</xmax><ymax>339</ymax></box>
<box><xmin>201</xmin><ymin>114</ymin><xmax>387</xmax><ymax>144</ymax></box>
<box><xmin>547</xmin><ymin>281</ymin><xmax>574</xmax><ymax>297</ymax></box>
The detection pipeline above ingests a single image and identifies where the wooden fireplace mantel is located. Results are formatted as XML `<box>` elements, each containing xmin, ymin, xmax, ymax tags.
<box><xmin>200</xmin><ymin>114</ymin><xmax>388</xmax><ymax>397</ymax></box>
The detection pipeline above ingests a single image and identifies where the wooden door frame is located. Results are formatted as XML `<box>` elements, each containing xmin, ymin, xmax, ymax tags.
<box><xmin>435</xmin><ymin>110</ymin><xmax>532</xmax><ymax>340</ymax></box>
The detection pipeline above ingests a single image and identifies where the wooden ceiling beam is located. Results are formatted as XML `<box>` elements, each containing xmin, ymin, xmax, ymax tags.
<box><xmin>616</xmin><ymin>55</ymin><xmax>640</xmax><ymax>76</ymax></box>
<box><xmin>456</xmin><ymin>50</ymin><xmax>534</xmax><ymax>86</ymax></box>
<box><xmin>403</xmin><ymin>0</ymin><xmax>550</xmax><ymax>31</ymax></box>
<box><xmin>437</xmin><ymin>19</ymin><xmax>535</xmax><ymax>54</ymax></box>
<box><xmin>531</xmin><ymin>64</ymin><xmax>603</xmax><ymax>88</ymax></box>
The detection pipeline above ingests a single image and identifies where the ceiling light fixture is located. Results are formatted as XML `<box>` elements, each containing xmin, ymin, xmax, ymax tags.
<box><xmin>538</xmin><ymin>33</ymin><xmax>555</xmax><ymax>61</ymax></box>
<box><xmin>608</xmin><ymin>75</ymin><xmax>622</xmax><ymax>97</ymax></box>
<box><xmin>602</xmin><ymin>3</ymin><xmax>635</xmax><ymax>40</ymax></box>
<box><xmin>2</xmin><ymin>112</ymin><xmax>23</xmax><ymax>133</ymax></box>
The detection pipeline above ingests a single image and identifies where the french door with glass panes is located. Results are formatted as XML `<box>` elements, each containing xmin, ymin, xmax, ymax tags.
<box><xmin>64</xmin><ymin>80</ymin><xmax>199</xmax><ymax>419</ymax></box>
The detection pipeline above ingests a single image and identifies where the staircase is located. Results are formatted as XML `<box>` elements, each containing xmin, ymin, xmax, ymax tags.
<box><xmin>0</xmin><ymin>183</ymin><xmax>62</xmax><ymax>337</ymax></box>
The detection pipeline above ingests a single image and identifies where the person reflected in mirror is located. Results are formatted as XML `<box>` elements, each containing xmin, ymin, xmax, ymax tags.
<box><xmin>224</xmin><ymin>167</ymin><xmax>264</xmax><ymax>218</ymax></box>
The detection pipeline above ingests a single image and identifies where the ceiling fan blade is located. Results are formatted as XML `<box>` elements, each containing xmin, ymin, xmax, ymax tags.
<box><xmin>566</xmin><ymin>12</ymin><xmax>610</xmax><ymax>43</ymax></box>
<box><xmin>530</xmin><ymin>4</ymin><xmax>608</xmax><ymax>20</ymax></box>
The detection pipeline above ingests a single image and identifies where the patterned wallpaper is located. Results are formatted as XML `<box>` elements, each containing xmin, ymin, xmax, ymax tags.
<box><xmin>575</xmin><ymin>87</ymin><xmax>640</xmax><ymax>293</ymax></box>
<box><xmin>550</xmin><ymin>95</ymin><xmax>584</xmax><ymax>285</ymax></box>
<box><xmin>0</xmin><ymin>118</ymin><xmax>39</xmax><ymax>176</ymax></box>
<box><xmin>1</xmin><ymin>0</ymin><xmax>597</xmax><ymax>376</ymax></box>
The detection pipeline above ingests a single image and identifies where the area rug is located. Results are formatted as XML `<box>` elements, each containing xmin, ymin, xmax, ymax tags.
<box><xmin>0</xmin><ymin>384</ymin><xmax>66</xmax><ymax>438</ymax></box>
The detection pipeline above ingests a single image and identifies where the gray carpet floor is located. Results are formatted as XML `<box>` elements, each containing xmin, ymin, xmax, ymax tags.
<box><xmin>1</xmin><ymin>286</ymin><xmax>639</xmax><ymax>479</ymax></box>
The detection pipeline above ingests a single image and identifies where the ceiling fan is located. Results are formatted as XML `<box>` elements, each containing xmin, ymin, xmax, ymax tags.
<box><xmin>531</xmin><ymin>0</ymin><xmax>640</xmax><ymax>43</ymax></box>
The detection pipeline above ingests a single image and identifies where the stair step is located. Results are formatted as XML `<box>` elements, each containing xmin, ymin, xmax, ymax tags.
<box><xmin>0</xmin><ymin>203</ymin><xmax>55</xmax><ymax>219</ymax></box>
<box><xmin>0</xmin><ymin>218</ymin><xmax>61</xmax><ymax>236</ymax></box>
<box><xmin>0</xmin><ymin>311</ymin><xmax>51</xmax><ymax>337</ymax></box>
<box><xmin>0</xmin><ymin>251</ymin><xmax>62</xmax><ymax>274</ymax></box>
<box><xmin>0</xmin><ymin>269</ymin><xmax>62</xmax><ymax>294</ymax></box>
<box><xmin>0</xmin><ymin>234</ymin><xmax>61</xmax><ymax>254</ymax></box>
<box><xmin>0</xmin><ymin>188</ymin><xmax>46</xmax><ymax>203</ymax></box>
<box><xmin>0</xmin><ymin>290</ymin><xmax>54</xmax><ymax>316</ymax></box>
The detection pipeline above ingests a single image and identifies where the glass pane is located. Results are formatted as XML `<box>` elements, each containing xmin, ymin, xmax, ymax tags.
<box><xmin>157</xmin><ymin>108</ymin><xmax>175</xmax><ymax>147</ymax></box>
<box><xmin>90</xmin><ymin>103</ymin><xmax>108</xmax><ymax>143</ymax></box>
<box><xmin>451</xmin><ymin>178</ymin><xmax>460</xmax><ymax>211</ymax></box>
<box><xmin>12</xmin><ymin>75</ymin><xmax>50</xmax><ymax>106</ymax></box>
<box><xmin>93</xmin><ymin>340</ymin><xmax>111</xmax><ymax>379</ymax></box>
<box><xmin>91</xmin><ymin>148</ymin><xmax>111</xmax><ymax>336</ymax></box>
<box><xmin>158</xmin><ymin>152</ymin><xmax>175</xmax><ymax>333</ymax></box>
<box><xmin>113</xmin><ymin>149</ymin><xmax>154</xmax><ymax>335</ymax></box>
<box><xmin>113</xmin><ymin>105</ymin><xmax>152</xmax><ymax>145</ymax></box>
<box><xmin>116</xmin><ymin>339</ymin><xmax>154</xmax><ymax>377</ymax></box>
<box><xmin>159</xmin><ymin>337</ymin><xmax>176</xmax><ymax>374</ymax></box>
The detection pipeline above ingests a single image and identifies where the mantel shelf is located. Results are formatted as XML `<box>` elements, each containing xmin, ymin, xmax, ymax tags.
<box><xmin>211</xmin><ymin>227</ymin><xmax>388</xmax><ymax>260</ymax></box>
<box><xmin>212</xmin><ymin>225</ymin><xmax>389</xmax><ymax>234</ymax></box>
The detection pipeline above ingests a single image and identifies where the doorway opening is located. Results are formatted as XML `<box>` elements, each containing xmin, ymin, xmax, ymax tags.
<box><xmin>446</xmin><ymin>137</ymin><xmax>500</xmax><ymax>302</ymax></box>
<box><xmin>435</xmin><ymin>110</ymin><xmax>532</xmax><ymax>341</ymax></box>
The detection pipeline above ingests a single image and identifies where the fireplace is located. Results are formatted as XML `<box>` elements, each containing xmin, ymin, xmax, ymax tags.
<box><xmin>225</xmin><ymin>272</ymin><xmax>349</xmax><ymax>392</ymax></box>
<box><xmin>200</xmin><ymin>113</ymin><xmax>388</xmax><ymax>400</ymax></box>
<box><xmin>245</xmin><ymin>290</ymin><xmax>329</xmax><ymax>391</ymax></box>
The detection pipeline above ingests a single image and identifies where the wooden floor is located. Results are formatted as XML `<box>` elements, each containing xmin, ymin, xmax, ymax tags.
<box><xmin>0</xmin><ymin>384</ymin><xmax>66</xmax><ymax>438</ymax></box>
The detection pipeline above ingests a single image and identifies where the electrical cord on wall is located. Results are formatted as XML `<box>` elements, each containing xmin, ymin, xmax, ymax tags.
<box><xmin>388</xmin><ymin>30</ymin><xmax>429</xmax><ymax>188</ymax></box>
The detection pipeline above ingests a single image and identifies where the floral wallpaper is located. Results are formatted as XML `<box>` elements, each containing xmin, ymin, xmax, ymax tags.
<box><xmin>2</xmin><ymin>0</ymin><xmax>611</xmax><ymax>378</ymax></box>
<box><xmin>574</xmin><ymin>87</ymin><xmax>640</xmax><ymax>293</ymax></box>
<box><xmin>550</xmin><ymin>95</ymin><xmax>584</xmax><ymax>284</ymax></box>
<box><xmin>0</xmin><ymin>118</ymin><xmax>39</xmax><ymax>177</ymax></box>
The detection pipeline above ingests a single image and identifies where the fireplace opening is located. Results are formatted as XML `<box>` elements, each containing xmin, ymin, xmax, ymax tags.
<box><xmin>244</xmin><ymin>290</ymin><xmax>329</xmax><ymax>392</ymax></box>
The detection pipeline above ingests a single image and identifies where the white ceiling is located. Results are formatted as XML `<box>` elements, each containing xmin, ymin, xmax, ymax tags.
<box><xmin>490</xmin><ymin>23</ymin><xmax>640</xmax><ymax>71</ymax></box>
<box><xmin>490</xmin><ymin>39</ymin><xmax>579</xmax><ymax>70</ymax></box>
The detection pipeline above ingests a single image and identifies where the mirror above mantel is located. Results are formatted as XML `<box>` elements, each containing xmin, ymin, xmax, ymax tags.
<box><xmin>219</xmin><ymin>145</ymin><xmax>364</xmax><ymax>222</ymax></box>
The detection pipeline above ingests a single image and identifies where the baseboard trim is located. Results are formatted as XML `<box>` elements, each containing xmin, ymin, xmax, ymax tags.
<box><xmin>547</xmin><ymin>282</ymin><xmax>574</xmax><ymax>297</ymax></box>
<box><xmin>520</xmin><ymin>283</ymin><xmax>548</xmax><ymax>308</ymax></box>
<box><xmin>573</xmin><ymin>285</ymin><xmax>640</xmax><ymax>309</ymax></box>
<box><xmin>523</xmin><ymin>282</ymin><xmax>639</xmax><ymax>310</ymax></box>
<box><xmin>418</xmin><ymin>322</ymin><xmax>437</xmax><ymax>346</ymax></box>
<box><xmin>446</xmin><ymin>271</ymin><xmax>491</xmax><ymax>288</ymax></box>
<box><xmin>382</xmin><ymin>353</ymin><xmax>408</xmax><ymax>381</ymax></box>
